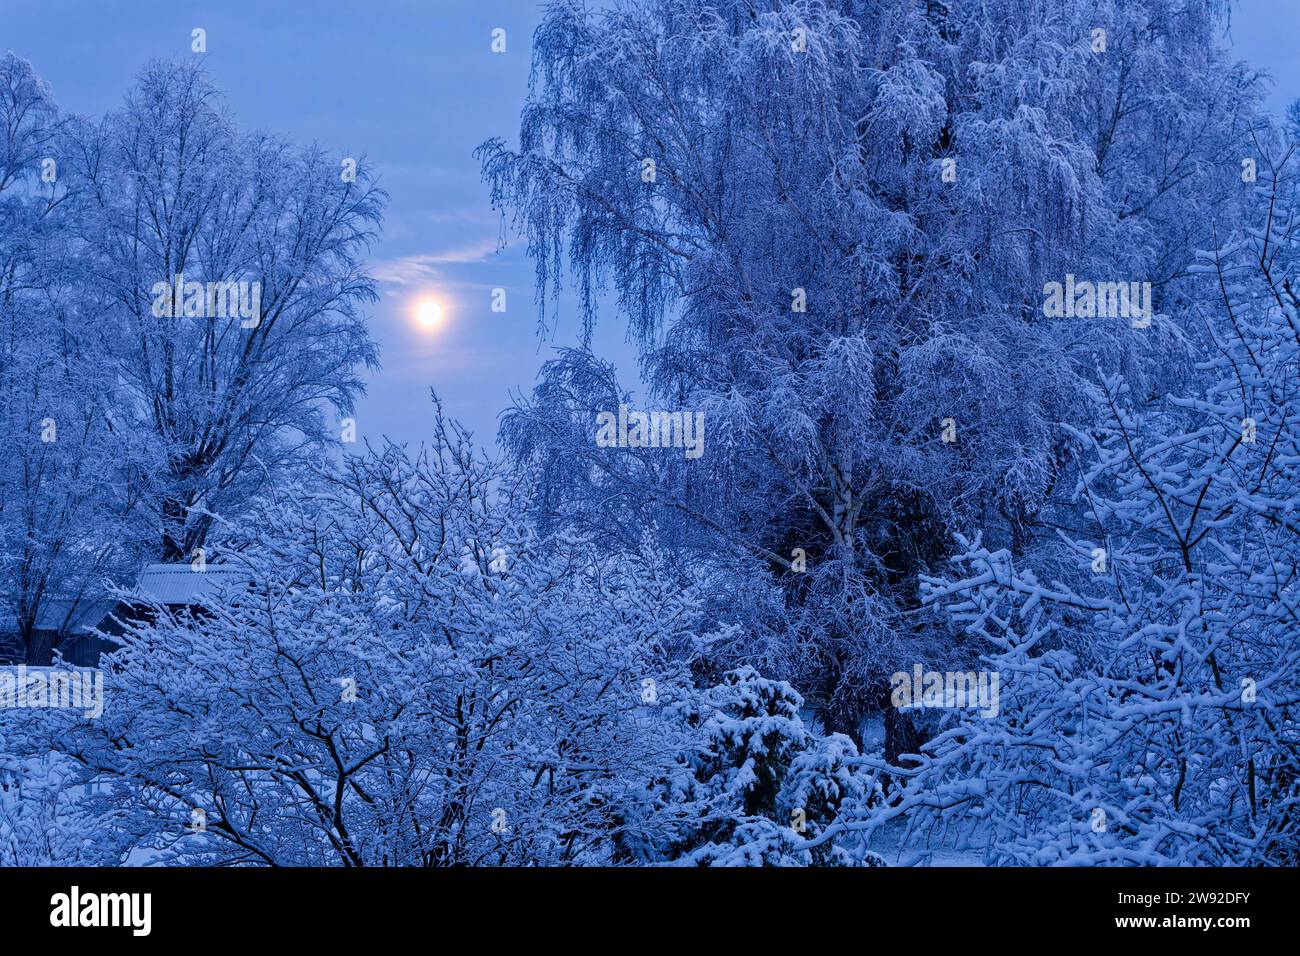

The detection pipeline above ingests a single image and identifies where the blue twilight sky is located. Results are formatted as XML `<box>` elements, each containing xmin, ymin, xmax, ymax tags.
<box><xmin>2</xmin><ymin>0</ymin><xmax>1298</xmax><ymax>449</ymax></box>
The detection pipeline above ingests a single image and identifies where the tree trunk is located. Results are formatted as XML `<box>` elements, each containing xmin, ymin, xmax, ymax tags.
<box><xmin>23</xmin><ymin>627</ymin><xmax>55</xmax><ymax>666</ymax></box>
<box><xmin>161</xmin><ymin>495</ymin><xmax>188</xmax><ymax>562</ymax></box>
<box><xmin>819</xmin><ymin>700</ymin><xmax>864</xmax><ymax>749</ymax></box>
<box><xmin>884</xmin><ymin>705</ymin><xmax>922</xmax><ymax>768</ymax></box>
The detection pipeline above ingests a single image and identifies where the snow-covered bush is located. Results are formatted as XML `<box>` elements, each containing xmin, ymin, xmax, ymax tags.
<box><xmin>5</xmin><ymin>405</ymin><xmax>879</xmax><ymax>866</ymax></box>
<box><xmin>0</xmin><ymin>754</ymin><xmax>128</xmax><ymax>865</ymax></box>
<box><xmin>845</xmin><ymin>162</ymin><xmax>1300</xmax><ymax>865</ymax></box>
<box><xmin>650</xmin><ymin>668</ymin><xmax>883</xmax><ymax>866</ymax></box>
<box><xmin>15</xmin><ymin>410</ymin><xmax>710</xmax><ymax>865</ymax></box>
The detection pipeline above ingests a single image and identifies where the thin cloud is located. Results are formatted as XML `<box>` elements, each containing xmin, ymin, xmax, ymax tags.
<box><xmin>370</xmin><ymin>238</ymin><xmax>502</xmax><ymax>286</ymax></box>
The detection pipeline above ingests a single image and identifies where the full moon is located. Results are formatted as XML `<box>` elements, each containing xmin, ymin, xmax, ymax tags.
<box><xmin>416</xmin><ymin>300</ymin><xmax>443</xmax><ymax>329</ymax></box>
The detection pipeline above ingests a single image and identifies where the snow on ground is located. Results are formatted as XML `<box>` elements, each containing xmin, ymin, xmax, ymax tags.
<box><xmin>856</xmin><ymin>714</ymin><xmax>985</xmax><ymax>866</ymax></box>
<box><xmin>869</xmin><ymin>818</ymin><xmax>986</xmax><ymax>867</ymax></box>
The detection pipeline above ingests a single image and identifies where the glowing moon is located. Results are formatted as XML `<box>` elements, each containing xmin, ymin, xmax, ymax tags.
<box><xmin>416</xmin><ymin>299</ymin><xmax>443</xmax><ymax>329</ymax></box>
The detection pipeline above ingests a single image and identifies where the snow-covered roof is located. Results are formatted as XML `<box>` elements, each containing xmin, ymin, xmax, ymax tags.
<box><xmin>0</xmin><ymin>565</ymin><xmax>250</xmax><ymax>637</ymax></box>
<box><xmin>0</xmin><ymin>598</ymin><xmax>118</xmax><ymax>635</ymax></box>
<box><xmin>133</xmin><ymin>564</ymin><xmax>249</xmax><ymax>605</ymax></box>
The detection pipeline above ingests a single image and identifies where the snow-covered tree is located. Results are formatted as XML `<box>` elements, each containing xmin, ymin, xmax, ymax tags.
<box><xmin>4</xmin><ymin>397</ymin><xmax>892</xmax><ymax>866</ymax></box>
<box><xmin>1</xmin><ymin>56</ymin><xmax>383</xmax><ymax>661</ymax></box>
<box><xmin>21</xmin><ymin>405</ymin><xmax>716</xmax><ymax>864</ymax></box>
<box><xmin>842</xmin><ymin>155</ymin><xmax>1300</xmax><ymax>864</ymax></box>
<box><xmin>64</xmin><ymin>60</ymin><xmax>385</xmax><ymax>561</ymax></box>
<box><xmin>484</xmin><ymin>0</ymin><xmax>1266</xmax><ymax>740</ymax></box>
<box><xmin>0</xmin><ymin>53</ymin><xmax>147</xmax><ymax>663</ymax></box>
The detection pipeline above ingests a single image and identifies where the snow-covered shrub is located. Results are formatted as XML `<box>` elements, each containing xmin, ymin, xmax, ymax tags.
<box><xmin>650</xmin><ymin>668</ymin><xmax>883</xmax><ymax>866</ymax></box>
<box><xmin>0</xmin><ymin>754</ymin><xmax>128</xmax><ymax>865</ymax></box>
<box><xmin>852</xmin><ymin>162</ymin><xmax>1300</xmax><ymax>865</ymax></box>
<box><xmin>19</xmin><ymin>409</ymin><xmax>717</xmax><ymax>865</ymax></box>
<box><xmin>1</xmin><ymin>402</ymin><xmax>893</xmax><ymax>866</ymax></box>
